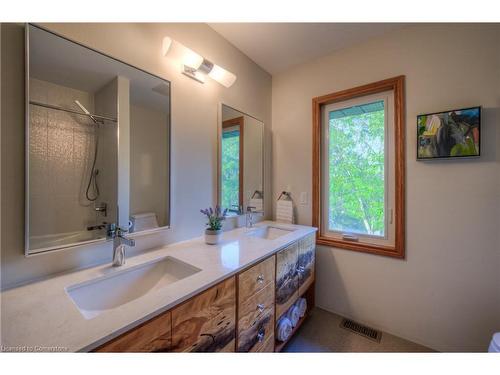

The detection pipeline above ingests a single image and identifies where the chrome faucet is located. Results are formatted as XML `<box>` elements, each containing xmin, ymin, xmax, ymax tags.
<box><xmin>246</xmin><ymin>206</ymin><xmax>263</xmax><ymax>228</ymax></box>
<box><xmin>231</xmin><ymin>204</ymin><xmax>243</xmax><ymax>215</ymax></box>
<box><xmin>107</xmin><ymin>223</ymin><xmax>135</xmax><ymax>267</ymax></box>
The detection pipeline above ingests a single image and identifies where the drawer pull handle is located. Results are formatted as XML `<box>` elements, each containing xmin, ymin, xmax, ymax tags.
<box><xmin>256</xmin><ymin>274</ymin><xmax>265</xmax><ymax>283</ymax></box>
<box><xmin>257</xmin><ymin>303</ymin><xmax>265</xmax><ymax>312</ymax></box>
<box><xmin>257</xmin><ymin>330</ymin><xmax>265</xmax><ymax>342</ymax></box>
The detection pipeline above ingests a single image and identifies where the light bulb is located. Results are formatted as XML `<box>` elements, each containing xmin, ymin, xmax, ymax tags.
<box><xmin>162</xmin><ymin>37</ymin><xmax>203</xmax><ymax>70</ymax></box>
<box><xmin>208</xmin><ymin>64</ymin><xmax>237</xmax><ymax>88</ymax></box>
<box><xmin>180</xmin><ymin>47</ymin><xmax>204</xmax><ymax>70</ymax></box>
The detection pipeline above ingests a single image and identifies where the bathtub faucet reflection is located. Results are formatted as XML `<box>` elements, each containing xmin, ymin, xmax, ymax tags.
<box><xmin>86</xmin><ymin>223</ymin><xmax>107</xmax><ymax>231</ymax></box>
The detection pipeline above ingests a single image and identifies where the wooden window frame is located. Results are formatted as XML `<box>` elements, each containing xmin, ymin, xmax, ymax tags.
<box><xmin>222</xmin><ymin>116</ymin><xmax>245</xmax><ymax>208</ymax></box>
<box><xmin>312</xmin><ymin>76</ymin><xmax>405</xmax><ymax>258</ymax></box>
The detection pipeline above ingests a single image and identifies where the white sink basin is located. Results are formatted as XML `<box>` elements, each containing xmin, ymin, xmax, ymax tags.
<box><xmin>66</xmin><ymin>257</ymin><xmax>201</xmax><ymax>319</ymax></box>
<box><xmin>246</xmin><ymin>226</ymin><xmax>294</xmax><ymax>240</ymax></box>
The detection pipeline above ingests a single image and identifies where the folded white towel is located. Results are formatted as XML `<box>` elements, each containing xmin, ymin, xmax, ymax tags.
<box><xmin>276</xmin><ymin>316</ymin><xmax>293</xmax><ymax>342</ymax></box>
<box><xmin>248</xmin><ymin>198</ymin><xmax>263</xmax><ymax>212</ymax></box>
<box><xmin>276</xmin><ymin>199</ymin><xmax>294</xmax><ymax>224</ymax></box>
<box><xmin>287</xmin><ymin>304</ymin><xmax>300</xmax><ymax>327</ymax></box>
<box><xmin>296</xmin><ymin>298</ymin><xmax>307</xmax><ymax>318</ymax></box>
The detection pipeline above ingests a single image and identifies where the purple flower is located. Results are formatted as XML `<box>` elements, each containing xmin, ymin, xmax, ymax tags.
<box><xmin>200</xmin><ymin>206</ymin><xmax>228</xmax><ymax>230</ymax></box>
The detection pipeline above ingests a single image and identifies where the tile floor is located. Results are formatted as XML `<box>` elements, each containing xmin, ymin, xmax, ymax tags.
<box><xmin>282</xmin><ymin>307</ymin><xmax>434</xmax><ymax>352</ymax></box>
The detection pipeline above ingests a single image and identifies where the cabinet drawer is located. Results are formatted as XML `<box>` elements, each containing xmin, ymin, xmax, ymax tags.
<box><xmin>255</xmin><ymin>334</ymin><xmax>275</xmax><ymax>353</ymax></box>
<box><xmin>171</xmin><ymin>277</ymin><xmax>236</xmax><ymax>352</ymax></box>
<box><xmin>238</xmin><ymin>282</ymin><xmax>274</xmax><ymax>328</ymax></box>
<box><xmin>95</xmin><ymin>310</ymin><xmax>172</xmax><ymax>352</ymax></box>
<box><xmin>237</xmin><ymin>296</ymin><xmax>274</xmax><ymax>352</ymax></box>
<box><xmin>237</xmin><ymin>283</ymin><xmax>274</xmax><ymax>352</ymax></box>
<box><xmin>238</xmin><ymin>256</ymin><xmax>275</xmax><ymax>302</ymax></box>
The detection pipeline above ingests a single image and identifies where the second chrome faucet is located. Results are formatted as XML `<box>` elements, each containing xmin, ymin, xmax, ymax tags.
<box><xmin>246</xmin><ymin>206</ymin><xmax>263</xmax><ymax>228</ymax></box>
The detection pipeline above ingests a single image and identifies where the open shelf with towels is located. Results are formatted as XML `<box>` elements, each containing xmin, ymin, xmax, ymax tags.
<box><xmin>274</xmin><ymin>280</ymin><xmax>315</xmax><ymax>352</ymax></box>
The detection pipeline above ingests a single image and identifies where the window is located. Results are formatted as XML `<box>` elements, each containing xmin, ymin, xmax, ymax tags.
<box><xmin>325</xmin><ymin>97</ymin><xmax>389</xmax><ymax>239</ymax></box>
<box><xmin>313</xmin><ymin>76</ymin><xmax>405</xmax><ymax>258</ymax></box>
<box><xmin>221</xmin><ymin>116</ymin><xmax>244</xmax><ymax>212</ymax></box>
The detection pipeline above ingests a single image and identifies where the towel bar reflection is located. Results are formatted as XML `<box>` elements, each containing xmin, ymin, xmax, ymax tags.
<box><xmin>251</xmin><ymin>190</ymin><xmax>263</xmax><ymax>199</ymax></box>
<box><xmin>277</xmin><ymin>191</ymin><xmax>291</xmax><ymax>201</ymax></box>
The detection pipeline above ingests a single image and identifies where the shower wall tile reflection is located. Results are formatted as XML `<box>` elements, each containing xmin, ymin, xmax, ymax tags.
<box><xmin>28</xmin><ymin>78</ymin><xmax>105</xmax><ymax>244</ymax></box>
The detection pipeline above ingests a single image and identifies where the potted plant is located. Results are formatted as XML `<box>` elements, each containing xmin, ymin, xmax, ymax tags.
<box><xmin>200</xmin><ymin>206</ymin><xmax>228</xmax><ymax>245</ymax></box>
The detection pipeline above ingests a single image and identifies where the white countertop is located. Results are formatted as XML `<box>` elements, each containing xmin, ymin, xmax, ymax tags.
<box><xmin>0</xmin><ymin>221</ymin><xmax>316</xmax><ymax>352</ymax></box>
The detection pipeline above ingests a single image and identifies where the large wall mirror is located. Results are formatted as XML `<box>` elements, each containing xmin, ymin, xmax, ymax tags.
<box><xmin>25</xmin><ymin>24</ymin><xmax>171</xmax><ymax>255</ymax></box>
<box><xmin>218</xmin><ymin>104</ymin><xmax>264</xmax><ymax>216</ymax></box>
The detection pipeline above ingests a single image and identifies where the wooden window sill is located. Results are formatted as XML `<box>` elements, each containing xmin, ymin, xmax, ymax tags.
<box><xmin>315</xmin><ymin>235</ymin><xmax>404</xmax><ymax>259</ymax></box>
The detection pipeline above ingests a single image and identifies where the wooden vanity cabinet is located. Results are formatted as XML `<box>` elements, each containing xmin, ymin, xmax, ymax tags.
<box><xmin>171</xmin><ymin>277</ymin><xmax>236</xmax><ymax>352</ymax></box>
<box><xmin>95</xmin><ymin>310</ymin><xmax>172</xmax><ymax>352</ymax></box>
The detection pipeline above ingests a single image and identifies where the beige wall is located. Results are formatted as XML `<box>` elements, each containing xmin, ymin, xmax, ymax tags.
<box><xmin>1</xmin><ymin>23</ymin><xmax>272</xmax><ymax>288</ymax></box>
<box><xmin>272</xmin><ymin>24</ymin><xmax>500</xmax><ymax>352</ymax></box>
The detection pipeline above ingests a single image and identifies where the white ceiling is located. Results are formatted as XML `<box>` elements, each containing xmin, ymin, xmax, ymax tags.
<box><xmin>209</xmin><ymin>23</ymin><xmax>406</xmax><ymax>75</ymax></box>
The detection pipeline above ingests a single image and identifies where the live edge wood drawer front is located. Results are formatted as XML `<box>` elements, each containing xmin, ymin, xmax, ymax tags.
<box><xmin>237</xmin><ymin>282</ymin><xmax>275</xmax><ymax>352</ymax></box>
<box><xmin>298</xmin><ymin>233</ymin><xmax>315</xmax><ymax>295</ymax></box>
<box><xmin>257</xmin><ymin>334</ymin><xmax>275</xmax><ymax>352</ymax></box>
<box><xmin>95</xmin><ymin>310</ymin><xmax>172</xmax><ymax>352</ymax></box>
<box><xmin>276</xmin><ymin>241</ymin><xmax>299</xmax><ymax>318</ymax></box>
<box><xmin>238</xmin><ymin>256</ymin><xmax>276</xmax><ymax>301</ymax></box>
<box><xmin>171</xmin><ymin>277</ymin><xmax>236</xmax><ymax>352</ymax></box>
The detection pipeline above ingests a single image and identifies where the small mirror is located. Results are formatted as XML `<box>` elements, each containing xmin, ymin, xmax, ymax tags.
<box><xmin>218</xmin><ymin>104</ymin><xmax>264</xmax><ymax>216</ymax></box>
<box><xmin>26</xmin><ymin>24</ymin><xmax>170</xmax><ymax>254</ymax></box>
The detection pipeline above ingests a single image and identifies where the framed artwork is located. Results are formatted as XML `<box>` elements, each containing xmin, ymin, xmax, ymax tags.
<box><xmin>417</xmin><ymin>106</ymin><xmax>481</xmax><ymax>160</ymax></box>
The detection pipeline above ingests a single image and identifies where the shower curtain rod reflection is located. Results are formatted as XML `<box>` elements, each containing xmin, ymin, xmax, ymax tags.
<box><xmin>29</xmin><ymin>100</ymin><xmax>118</xmax><ymax>123</ymax></box>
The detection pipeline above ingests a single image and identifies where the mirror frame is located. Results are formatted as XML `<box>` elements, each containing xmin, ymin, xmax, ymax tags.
<box><xmin>24</xmin><ymin>23</ymin><xmax>172</xmax><ymax>256</ymax></box>
<box><xmin>217</xmin><ymin>103</ymin><xmax>265</xmax><ymax>217</ymax></box>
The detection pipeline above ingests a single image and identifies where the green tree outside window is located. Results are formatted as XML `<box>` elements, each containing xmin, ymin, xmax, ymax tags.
<box><xmin>221</xmin><ymin>129</ymin><xmax>240</xmax><ymax>211</ymax></box>
<box><xmin>328</xmin><ymin>101</ymin><xmax>385</xmax><ymax>236</ymax></box>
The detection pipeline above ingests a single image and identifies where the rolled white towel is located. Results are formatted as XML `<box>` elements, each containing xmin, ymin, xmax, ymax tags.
<box><xmin>287</xmin><ymin>304</ymin><xmax>300</xmax><ymax>327</ymax></box>
<box><xmin>296</xmin><ymin>298</ymin><xmax>307</xmax><ymax>318</ymax></box>
<box><xmin>276</xmin><ymin>316</ymin><xmax>293</xmax><ymax>342</ymax></box>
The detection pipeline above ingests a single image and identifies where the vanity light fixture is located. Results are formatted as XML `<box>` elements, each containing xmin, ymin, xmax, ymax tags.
<box><xmin>162</xmin><ymin>37</ymin><xmax>237</xmax><ymax>88</ymax></box>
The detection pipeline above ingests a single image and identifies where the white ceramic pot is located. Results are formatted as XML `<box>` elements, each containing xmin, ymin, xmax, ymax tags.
<box><xmin>205</xmin><ymin>229</ymin><xmax>222</xmax><ymax>245</ymax></box>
